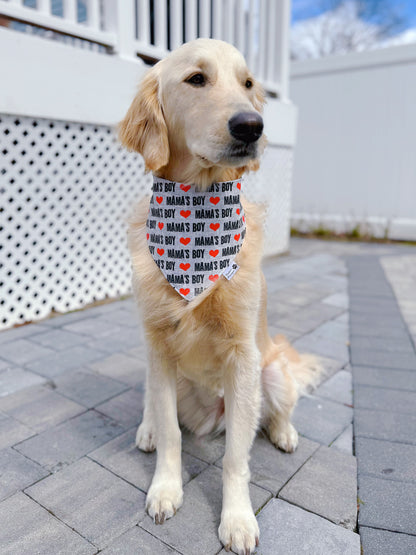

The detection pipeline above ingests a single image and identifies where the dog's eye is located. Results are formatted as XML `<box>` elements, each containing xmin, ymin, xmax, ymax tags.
<box><xmin>245</xmin><ymin>79</ymin><xmax>253</xmax><ymax>89</ymax></box>
<box><xmin>186</xmin><ymin>73</ymin><xmax>206</xmax><ymax>87</ymax></box>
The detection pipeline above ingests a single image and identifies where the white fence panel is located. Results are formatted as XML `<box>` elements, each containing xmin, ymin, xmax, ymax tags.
<box><xmin>290</xmin><ymin>44</ymin><xmax>416</xmax><ymax>240</ymax></box>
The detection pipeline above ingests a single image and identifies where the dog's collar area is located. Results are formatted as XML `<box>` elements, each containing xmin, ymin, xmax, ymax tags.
<box><xmin>146</xmin><ymin>176</ymin><xmax>246</xmax><ymax>301</ymax></box>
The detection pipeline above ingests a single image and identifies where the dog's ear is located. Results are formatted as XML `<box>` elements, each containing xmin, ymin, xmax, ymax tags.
<box><xmin>118</xmin><ymin>65</ymin><xmax>169</xmax><ymax>172</ymax></box>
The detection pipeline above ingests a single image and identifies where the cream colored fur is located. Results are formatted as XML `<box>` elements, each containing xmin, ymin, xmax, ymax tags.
<box><xmin>119</xmin><ymin>39</ymin><xmax>322</xmax><ymax>555</ymax></box>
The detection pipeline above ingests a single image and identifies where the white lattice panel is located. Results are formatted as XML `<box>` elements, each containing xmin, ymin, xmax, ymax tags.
<box><xmin>0</xmin><ymin>113</ymin><xmax>151</xmax><ymax>330</ymax></box>
<box><xmin>1</xmin><ymin>114</ymin><xmax>292</xmax><ymax>330</ymax></box>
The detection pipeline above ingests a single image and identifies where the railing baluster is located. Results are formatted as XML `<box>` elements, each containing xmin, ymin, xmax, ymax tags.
<box><xmin>246</xmin><ymin>0</ymin><xmax>255</xmax><ymax>72</ymax></box>
<box><xmin>102</xmin><ymin>0</ymin><xmax>136</xmax><ymax>59</ymax></box>
<box><xmin>199</xmin><ymin>0</ymin><xmax>211</xmax><ymax>38</ymax></box>
<box><xmin>137</xmin><ymin>0</ymin><xmax>150</xmax><ymax>44</ymax></box>
<box><xmin>235</xmin><ymin>0</ymin><xmax>245</xmax><ymax>53</ymax></box>
<box><xmin>154</xmin><ymin>0</ymin><xmax>167</xmax><ymax>50</ymax></box>
<box><xmin>258</xmin><ymin>0</ymin><xmax>267</xmax><ymax>83</ymax></box>
<box><xmin>266</xmin><ymin>0</ymin><xmax>275</xmax><ymax>84</ymax></box>
<box><xmin>37</xmin><ymin>0</ymin><xmax>50</xmax><ymax>16</ymax></box>
<box><xmin>185</xmin><ymin>0</ymin><xmax>197</xmax><ymax>41</ymax></box>
<box><xmin>224</xmin><ymin>0</ymin><xmax>234</xmax><ymax>44</ymax></box>
<box><xmin>63</xmin><ymin>0</ymin><xmax>77</xmax><ymax>23</ymax></box>
<box><xmin>170</xmin><ymin>0</ymin><xmax>183</xmax><ymax>50</ymax></box>
<box><xmin>274</xmin><ymin>0</ymin><xmax>290</xmax><ymax>98</ymax></box>
<box><xmin>212</xmin><ymin>0</ymin><xmax>222</xmax><ymax>39</ymax></box>
<box><xmin>86</xmin><ymin>0</ymin><xmax>99</xmax><ymax>29</ymax></box>
<box><xmin>0</xmin><ymin>0</ymin><xmax>285</xmax><ymax>94</ymax></box>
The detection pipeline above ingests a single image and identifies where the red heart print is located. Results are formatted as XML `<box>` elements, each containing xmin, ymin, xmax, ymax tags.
<box><xmin>180</xmin><ymin>184</ymin><xmax>191</xmax><ymax>192</ymax></box>
<box><xmin>180</xmin><ymin>210</ymin><xmax>191</xmax><ymax>218</ymax></box>
<box><xmin>179</xmin><ymin>288</ymin><xmax>190</xmax><ymax>296</ymax></box>
<box><xmin>210</xmin><ymin>223</ymin><xmax>220</xmax><ymax>231</ymax></box>
<box><xmin>158</xmin><ymin>222</ymin><xmax>164</xmax><ymax>230</ymax></box>
<box><xmin>234</xmin><ymin>234</ymin><xmax>241</xmax><ymax>241</ymax></box>
<box><xmin>209</xmin><ymin>249</ymin><xmax>219</xmax><ymax>258</ymax></box>
<box><xmin>236</xmin><ymin>182</ymin><xmax>241</xmax><ymax>190</ymax></box>
<box><xmin>180</xmin><ymin>263</ymin><xmax>190</xmax><ymax>271</ymax></box>
<box><xmin>156</xmin><ymin>196</ymin><xmax>163</xmax><ymax>204</ymax></box>
<box><xmin>242</xmin><ymin>216</ymin><xmax>245</xmax><ymax>222</ymax></box>
<box><xmin>236</xmin><ymin>208</ymin><xmax>240</xmax><ymax>215</ymax></box>
<box><xmin>157</xmin><ymin>248</ymin><xmax>164</xmax><ymax>256</ymax></box>
<box><xmin>209</xmin><ymin>274</ymin><xmax>219</xmax><ymax>282</ymax></box>
<box><xmin>180</xmin><ymin>237</ymin><xmax>191</xmax><ymax>246</ymax></box>
<box><xmin>146</xmin><ymin>233</ymin><xmax>149</xmax><ymax>240</ymax></box>
<box><xmin>210</xmin><ymin>197</ymin><xmax>220</xmax><ymax>205</ymax></box>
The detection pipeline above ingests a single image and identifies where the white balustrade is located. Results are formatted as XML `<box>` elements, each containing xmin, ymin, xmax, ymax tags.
<box><xmin>0</xmin><ymin>0</ymin><xmax>290</xmax><ymax>95</ymax></box>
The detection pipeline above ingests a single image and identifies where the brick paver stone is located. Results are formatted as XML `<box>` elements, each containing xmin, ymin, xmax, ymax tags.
<box><xmin>354</xmin><ymin>385</ymin><xmax>416</xmax><ymax>414</ymax></box>
<box><xmin>26</xmin><ymin>457</ymin><xmax>146</xmax><ymax>550</ymax></box>
<box><xmin>95</xmin><ymin>388</ymin><xmax>144</xmax><ymax>428</ymax></box>
<box><xmin>25</xmin><ymin>345</ymin><xmax>107</xmax><ymax>378</ymax></box>
<box><xmin>0</xmin><ymin>367</ymin><xmax>47</xmax><ymax>397</ymax></box>
<box><xmin>102</xmin><ymin>525</ymin><xmax>179</xmax><ymax>554</ymax></box>
<box><xmin>15</xmin><ymin>410</ymin><xmax>124</xmax><ymax>471</ymax></box>
<box><xmin>0</xmin><ymin>492</ymin><xmax>95</xmax><ymax>554</ymax></box>
<box><xmin>359</xmin><ymin>526</ymin><xmax>416</xmax><ymax>555</ymax></box>
<box><xmin>352</xmin><ymin>365</ymin><xmax>416</xmax><ymax>392</ymax></box>
<box><xmin>89</xmin><ymin>352</ymin><xmax>146</xmax><ymax>386</ymax></box>
<box><xmin>53</xmin><ymin>369</ymin><xmax>128</xmax><ymax>408</ymax></box>
<box><xmin>292</xmin><ymin>395</ymin><xmax>353</xmax><ymax>445</ymax></box>
<box><xmin>279</xmin><ymin>446</ymin><xmax>357</xmax><ymax>529</ymax></box>
<box><xmin>315</xmin><ymin>370</ymin><xmax>353</xmax><ymax>406</ymax></box>
<box><xmin>89</xmin><ymin>428</ymin><xmax>208</xmax><ymax>492</ymax></box>
<box><xmin>358</xmin><ymin>475</ymin><xmax>416</xmax><ymax>534</ymax></box>
<box><xmin>355</xmin><ymin>437</ymin><xmax>416</xmax><ymax>483</ymax></box>
<box><xmin>354</xmin><ymin>408</ymin><xmax>416</xmax><ymax>445</ymax></box>
<box><xmin>0</xmin><ymin>448</ymin><xmax>49</xmax><ymax>501</ymax></box>
<box><xmin>0</xmin><ymin>414</ymin><xmax>35</xmax><ymax>450</ymax></box>
<box><xmin>0</xmin><ymin>339</ymin><xmax>54</xmax><ymax>366</ymax></box>
<box><xmin>255</xmin><ymin>499</ymin><xmax>360</xmax><ymax>555</ymax></box>
<box><xmin>0</xmin><ymin>385</ymin><xmax>85</xmax><ymax>432</ymax></box>
<box><xmin>216</xmin><ymin>434</ymin><xmax>320</xmax><ymax>495</ymax></box>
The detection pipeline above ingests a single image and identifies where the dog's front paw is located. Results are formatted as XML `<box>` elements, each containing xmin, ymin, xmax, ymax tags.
<box><xmin>136</xmin><ymin>422</ymin><xmax>156</xmax><ymax>452</ymax></box>
<box><xmin>219</xmin><ymin>510</ymin><xmax>259</xmax><ymax>554</ymax></box>
<box><xmin>146</xmin><ymin>480</ymin><xmax>183</xmax><ymax>524</ymax></box>
<box><xmin>269</xmin><ymin>421</ymin><xmax>298</xmax><ymax>453</ymax></box>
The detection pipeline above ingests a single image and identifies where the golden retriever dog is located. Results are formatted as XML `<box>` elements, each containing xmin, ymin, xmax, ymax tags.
<box><xmin>119</xmin><ymin>39</ymin><xmax>321</xmax><ymax>554</ymax></box>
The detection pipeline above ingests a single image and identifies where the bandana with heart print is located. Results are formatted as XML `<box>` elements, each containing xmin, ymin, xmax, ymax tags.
<box><xmin>146</xmin><ymin>177</ymin><xmax>246</xmax><ymax>301</ymax></box>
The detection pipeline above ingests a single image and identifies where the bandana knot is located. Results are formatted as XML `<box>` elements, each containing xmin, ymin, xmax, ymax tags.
<box><xmin>146</xmin><ymin>177</ymin><xmax>246</xmax><ymax>301</ymax></box>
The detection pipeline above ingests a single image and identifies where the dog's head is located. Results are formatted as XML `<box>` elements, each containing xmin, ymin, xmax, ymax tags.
<box><xmin>119</xmin><ymin>39</ymin><xmax>266</xmax><ymax>184</ymax></box>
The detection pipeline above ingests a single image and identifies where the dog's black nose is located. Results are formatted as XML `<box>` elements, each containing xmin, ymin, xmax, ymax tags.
<box><xmin>228</xmin><ymin>112</ymin><xmax>264</xmax><ymax>143</ymax></box>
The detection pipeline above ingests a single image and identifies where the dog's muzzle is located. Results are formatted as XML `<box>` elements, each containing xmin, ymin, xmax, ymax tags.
<box><xmin>228</xmin><ymin>112</ymin><xmax>264</xmax><ymax>144</ymax></box>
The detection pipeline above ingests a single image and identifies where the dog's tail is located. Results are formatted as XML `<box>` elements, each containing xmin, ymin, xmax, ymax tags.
<box><xmin>273</xmin><ymin>334</ymin><xmax>324</xmax><ymax>396</ymax></box>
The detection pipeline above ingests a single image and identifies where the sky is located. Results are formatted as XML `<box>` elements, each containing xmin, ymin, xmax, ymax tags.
<box><xmin>291</xmin><ymin>0</ymin><xmax>416</xmax><ymax>30</ymax></box>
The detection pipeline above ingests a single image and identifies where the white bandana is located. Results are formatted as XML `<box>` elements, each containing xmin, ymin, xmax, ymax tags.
<box><xmin>146</xmin><ymin>177</ymin><xmax>246</xmax><ymax>301</ymax></box>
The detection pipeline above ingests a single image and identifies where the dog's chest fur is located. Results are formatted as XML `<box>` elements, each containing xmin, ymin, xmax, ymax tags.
<box><xmin>128</xmin><ymin>195</ymin><xmax>264</xmax><ymax>393</ymax></box>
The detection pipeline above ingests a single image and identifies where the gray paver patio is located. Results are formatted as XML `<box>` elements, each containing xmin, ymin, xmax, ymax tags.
<box><xmin>1</xmin><ymin>238</ymin><xmax>416</xmax><ymax>553</ymax></box>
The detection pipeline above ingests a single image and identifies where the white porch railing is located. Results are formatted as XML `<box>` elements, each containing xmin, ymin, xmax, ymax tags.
<box><xmin>0</xmin><ymin>0</ymin><xmax>290</xmax><ymax>97</ymax></box>
<box><xmin>0</xmin><ymin>1</ymin><xmax>296</xmax><ymax>330</ymax></box>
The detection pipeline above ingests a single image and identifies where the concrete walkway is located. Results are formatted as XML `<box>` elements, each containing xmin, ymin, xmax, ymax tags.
<box><xmin>0</xmin><ymin>238</ymin><xmax>415</xmax><ymax>554</ymax></box>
